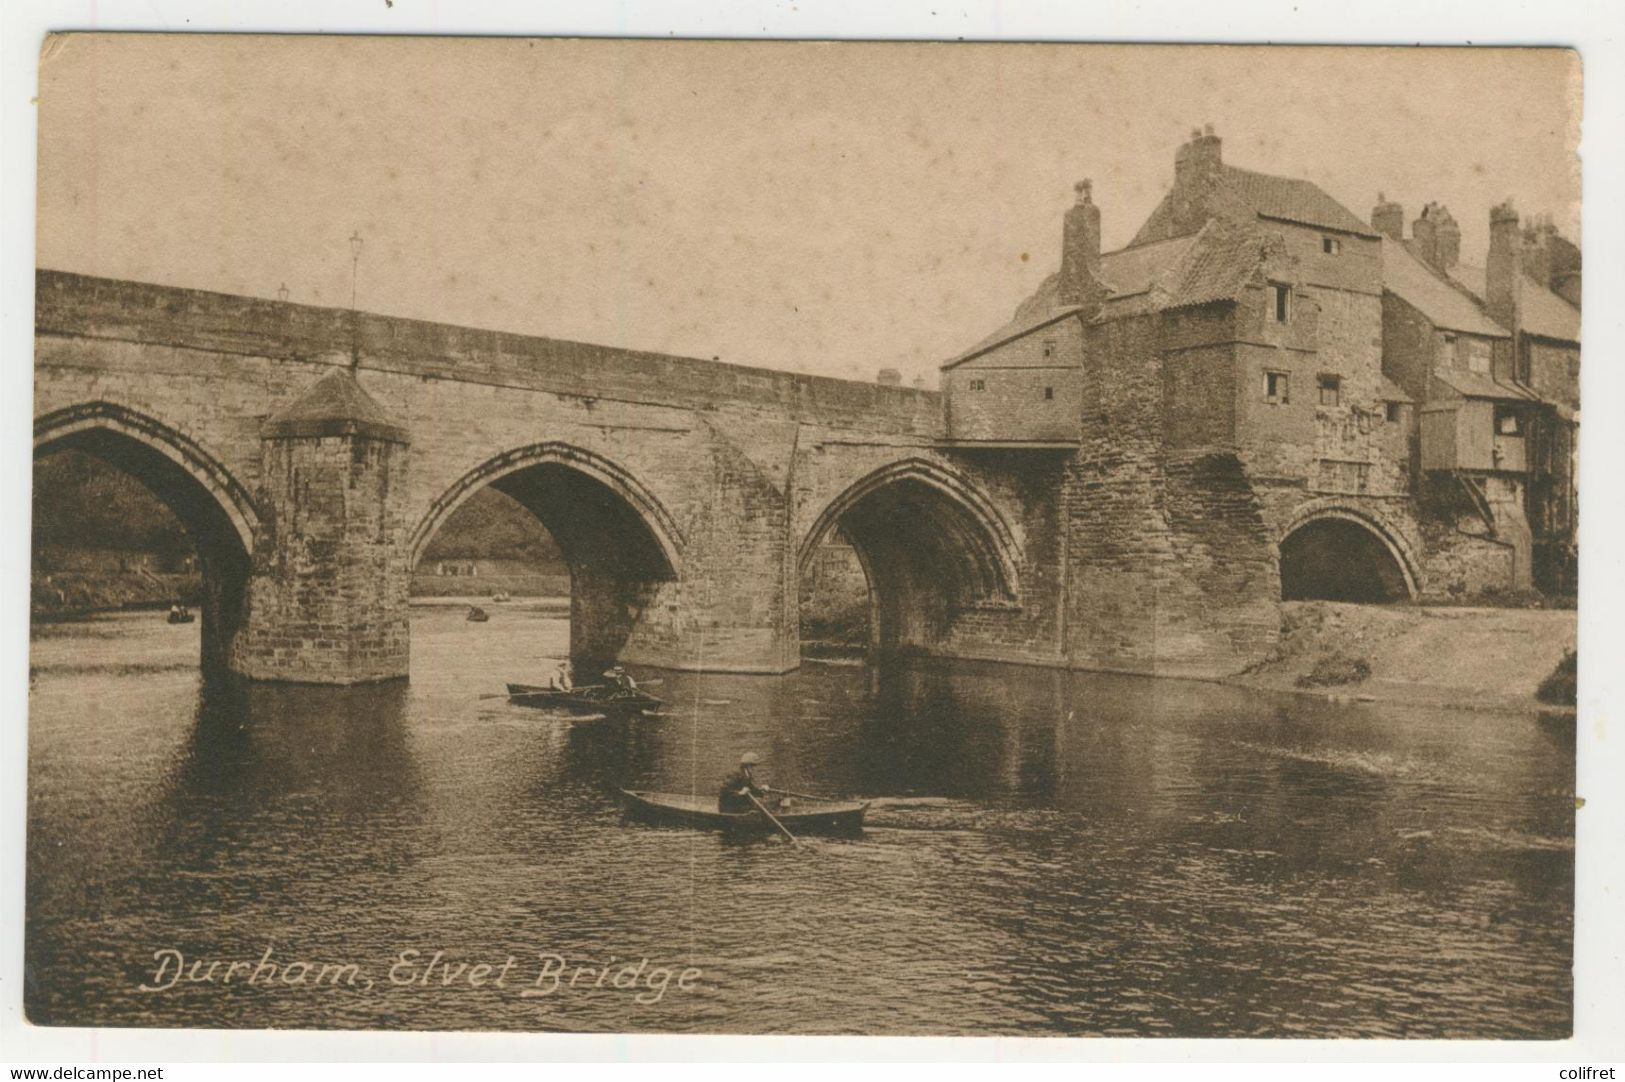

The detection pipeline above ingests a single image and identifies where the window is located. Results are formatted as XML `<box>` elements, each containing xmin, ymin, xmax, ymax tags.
<box><xmin>1384</xmin><ymin>401</ymin><xmax>1403</xmax><ymax>423</ymax></box>
<box><xmin>1043</xmin><ymin>386</ymin><xmax>1055</xmax><ymax>400</ymax></box>
<box><xmin>969</xmin><ymin>378</ymin><xmax>986</xmax><ymax>391</ymax></box>
<box><xmin>1042</xmin><ymin>339</ymin><xmax>1056</xmax><ymax>359</ymax></box>
<box><xmin>1317</xmin><ymin>374</ymin><xmax>1342</xmax><ymax>407</ymax></box>
<box><xmin>1322</xmin><ymin>237</ymin><xmax>1342</xmax><ymax>255</ymax></box>
<box><xmin>1264</xmin><ymin>370</ymin><xmax>1290</xmax><ymax>404</ymax></box>
<box><xmin>1495</xmin><ymin>406</ymin><xmax>1523</xmax><ymax>436</ymax></box>
<box><xmin>1465</xmin><ymin>339</ymin><xmax>1491</xmax><ymax>375</ymax></box>
<box><xmin>1271</xmin><ymin>283</ymin><xmax>1291</xmax><ymax>323</ymax></box>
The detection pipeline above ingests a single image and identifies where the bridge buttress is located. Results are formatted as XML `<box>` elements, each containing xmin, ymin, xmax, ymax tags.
<box><xmin>229</xmin><ymin>368</ymin><xmax>413</xmax><ymax>685</ymax></box>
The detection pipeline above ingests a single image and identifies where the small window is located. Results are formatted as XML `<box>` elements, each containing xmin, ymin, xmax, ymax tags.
<box><xmin>1322</xmin><ymin>237</ymin><xmax>1342</xmax><ymax>255</ymax></box>
<box><xmin>1384</xmin><ymin>401</ymin><xmax>1403</xmax><ymax>423</ymax></box>
<box><xmin>1271</xmin><ymin>283</ymin><xmax>1291</xmax><ymax>323</ymax></box>
<box><xmin>1317</xmin><ymin>374</ymin><xmax>1342</xmax><ymax>407</ymax></box>
<box><xmin>1495</xmin><ymin>407</ymin><xmax>1523</xmax><ymax>436</ymax></box>
<box><xmin>969</xmin><ymin>378</ymin><xmax>986</xmax><ymax>392</ymax></box>
<box><xmin>1264</xmin><ymin>370</ymin><xmax>1290</xmax><ymax>404</ymax></box>
<box><xmin>1043</xmin><ymin>386</ymin><xmax>1054</xmax><ymax>400</ymax></box>
<box><xmin>1042</xmin><ymin>339</ymin><xmax>1056</xmax><ymax>359</ymax></box>
<box><xmin>1465</xmin><ymin>339</ymin><xmax>1492</xmax><ymax>375</ymax></box>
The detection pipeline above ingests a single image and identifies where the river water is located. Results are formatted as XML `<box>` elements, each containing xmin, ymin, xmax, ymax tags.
<box><xmin>26</xmin><ymin>601</ymin><xmax>1574</xmax><ymax>1037</ymax></box>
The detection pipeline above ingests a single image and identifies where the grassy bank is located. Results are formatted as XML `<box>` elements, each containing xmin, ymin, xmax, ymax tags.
<box><xmin>32</xmin><ymin>571</ymin><xmax>201</xmax><ymax>620</ymax></box>
<box><xmin>1235</xmin><ymin>600</ymin><xmax>1577</xmax><ymax>713</ymax></box>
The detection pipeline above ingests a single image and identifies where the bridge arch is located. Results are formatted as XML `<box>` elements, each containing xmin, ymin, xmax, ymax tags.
<box><xmin>798</xmin><ymin>458</ymin><xmax>1021</xmax><ymax>654</ymax></box>
<box><xmin>412</xmin><ymin>442</ymin><xmax>684</xmax><ymax>665</ymax></box>
<box><xmin>33</xmin><ymin>401</ymin><xmax>259</xmax><ymax>670</ymax></box>
<box><xmin>1278</xmin><ymin>501</ymin><xmax>1419</xmax><ymax>603</ymax></box>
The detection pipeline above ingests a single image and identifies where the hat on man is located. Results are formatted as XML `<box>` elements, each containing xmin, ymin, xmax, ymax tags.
<box><xmin>739</xmin><ymin>752</ymin><xmax>762</xmax><ymax>766</ymax></box>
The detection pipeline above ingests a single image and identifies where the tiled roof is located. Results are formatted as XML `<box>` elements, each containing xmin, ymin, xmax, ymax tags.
<box><xmin>1447</xmin><ymin>263</ymin><xmax>1581</xmax><ymax>344</ymax></box>
<box><xmin>1222</xmin><ymin>166</ymin><xmax>1377</xmax><ymax>237</ymax></box>
<box><xmin>263</xmin><ymin>368</ymin><xmax>409</xmax><ymax>441</ymax></box>
<box><xmin>1169</xmin><ymin>222</ymin><xmax>1268</xmax><ymax>308</ymax></box>
<box><xmin>1382</xmin><ymin>240</ymin><xmax>1508</xmax><ymax>338</ymax></box>
<box><xmin>944</xmin><ymin>224</ymin><xmax>1266</xmax><ymax>368</ymax></box>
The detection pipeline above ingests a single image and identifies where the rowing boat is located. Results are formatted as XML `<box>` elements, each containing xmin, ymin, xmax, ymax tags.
<box><xmin>506</xmin><ymin>682</ymin><xmax>663</xmax><ymax>714</ymax></box>
<box><xmin>618</xmin><ymin>789</ymin><xmax>869</xmax><ymax>835</ymax></box>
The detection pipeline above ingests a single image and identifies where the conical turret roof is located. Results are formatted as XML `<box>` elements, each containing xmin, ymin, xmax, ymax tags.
<box><xmin>263</xmin><ymin>367</ymin><xmax>409</xmax><ymax>443</ymax></box>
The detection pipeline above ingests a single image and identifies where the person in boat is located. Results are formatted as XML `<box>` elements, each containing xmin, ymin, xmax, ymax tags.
<box><xmin>549</xmin><ymin>660</ymin><xmax>573</xmax><ymax>692</ymax></box>
<box><xmin>168</xmin><ymin>602</ymin><xmax>183</xmax><ymax>619</ymax></box>
<box><xmin>603</xmin><ymin>665</ymin><xmax>638</xmax><ymax>695</ymax></box>
<box><xmin>718</xmin><ymin>752</ymin><xmax>776</xmax><ymax>814</ymax></box>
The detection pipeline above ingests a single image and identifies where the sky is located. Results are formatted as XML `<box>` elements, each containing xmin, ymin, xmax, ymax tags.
<box><xmin>36</xmin><ymin>37</ymin><xmax>1580</xmax><ymax>387</ymax></box>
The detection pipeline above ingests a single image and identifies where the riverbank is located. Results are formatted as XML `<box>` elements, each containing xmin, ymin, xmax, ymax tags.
<box><xmin>31</xmin><ymin>571</ymin><xmax>201</xmax><ymax>620</ymax></box>
<box><xmin>1232</xmin><ymin>600</ymin><xmax>1577</xmax><ymax>714</ymax></box>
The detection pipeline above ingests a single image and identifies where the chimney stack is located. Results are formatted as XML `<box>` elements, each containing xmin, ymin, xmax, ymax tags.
<box><xmin>1486</xmin><ymin>200</ymin><xmax>1522</xmax><ymax>334</ymax></box>
<box><xmin>1371</xmin><ymin>192</ymin><xmax>1404</xmax><ymax>241</ymax></box>
<box><xmin>1412</xmin><ymin>202</ymin><xmax>1461</xmax><ymax>273</ymax></box>
<box><xmin>1057</xmin><ymin>178</ymin><xmax>1105</xmax><ymax>312</ymax></box>
<box><xmin>1174</xmin><ymin>123</ymin><xmax>1223</xmax><ymax>187</ymax></box>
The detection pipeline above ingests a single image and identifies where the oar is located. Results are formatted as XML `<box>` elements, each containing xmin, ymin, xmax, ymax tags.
<box><xmin>747</xmin><ymin>792</ymin><xmax>797</xmax><ymax>845</ymax></box>
<box><xmin>764</xmin><ymin>786</ymin><xmax>835</xmax><ymax>802</ymax></box>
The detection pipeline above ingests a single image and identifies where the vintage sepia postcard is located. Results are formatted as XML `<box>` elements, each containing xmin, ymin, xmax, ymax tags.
<box><xmin>22</xmin><ymin>36</ymin><xmax>1586</xmax><ymax>1042</ymax></box>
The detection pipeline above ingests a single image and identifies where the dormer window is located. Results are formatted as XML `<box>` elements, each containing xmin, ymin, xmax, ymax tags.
<box><xmin>1271</xmin><ymin>283</ymin><xmax>1291</xmax><ymax>323</ymax></box>
<box><xmin>1322</xmin><ymin>237</ymin><xmax>1342</xmax><ymax>255</ymax></box>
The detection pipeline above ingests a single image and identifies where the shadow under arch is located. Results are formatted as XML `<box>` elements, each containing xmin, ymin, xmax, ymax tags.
<box><xmin>411</xmin><ymin>442</ymin><xmax>684</xmax><ymax>665</ymax></box>
<box><xmin>34</xmin><ymin>401</ymin><xmax>259</xmax><ymax>671</ymax></box>
<box><xmin>1278</xmin><ymin>506</ymin><xmax>1419</xmax><ymax>603</ymax></box>
<box><xmin>798</xmin><ymin>458</ymin><xmax>1022</xmax><ymax>655</ymax></box>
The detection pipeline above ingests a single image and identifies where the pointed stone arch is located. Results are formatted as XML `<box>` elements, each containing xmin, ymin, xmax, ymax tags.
<box><xmin>33</xmin><ymin>400</ymin><xmax>260</xmax><ymax>553</ymax></box>
<box><xmin>798</xmin><ymin>457</ymin><xmax>1022</xmax><ymax>652</ymax></box>
<box><xmin>1279</xmin><ymin>500</ymin><xmax>1420</xmax><ymax>602</ymax></box>
<box><xmin>409</xmin><ymin>441</ymin><xmax>684</xmax><ymax>573</ymax></box>
<box><xmin>33</xmin><ymin>400</ymin><xmax>260</xmax><ymax>670</ymax></box>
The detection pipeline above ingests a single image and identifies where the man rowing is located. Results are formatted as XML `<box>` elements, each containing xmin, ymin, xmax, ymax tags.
<box><xmin>603</xmin><ymin>665</ymin><xmax>639</xmax><ymax>695</ymax></box>
<box><xmin>718</xmin><ymin>751</ymin><xmax>775</xmax><ymax>814</ymax></box>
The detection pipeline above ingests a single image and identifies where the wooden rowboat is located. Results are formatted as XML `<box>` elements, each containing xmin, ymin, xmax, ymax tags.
<box><xmin>618</xmin><ymin>789</ymin><xmax>869</xmax><ymax>835</ymax></box>
<box><xmin>507</xmin><ymin>682</ymin><xmax>663</xmax><ymax>714</ymax></box>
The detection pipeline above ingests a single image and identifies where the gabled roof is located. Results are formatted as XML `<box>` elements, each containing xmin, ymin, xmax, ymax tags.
<box><xmin>1222</xmin><ymin>166</ymin><xmax>1378</xmax><ymax>237</ymax></box>
<box><xmin>1381</xmin><ymin>239</ymin><xmax>1509</xmax><ymax>338</ymax></box>
<box><xmin>943</xmin><ymin>223</ymin><xmax>1267</xmax><ymax>369</ymax></box>
<box><xmin>941</xmin><ymin>304</ymin><xmax>1083</xmax><ymax>370</ymax></box>
<box><xmin>1446</xmin><ymin>263</ymin><xmax>1581</xmax><ymax>344</ymax></box>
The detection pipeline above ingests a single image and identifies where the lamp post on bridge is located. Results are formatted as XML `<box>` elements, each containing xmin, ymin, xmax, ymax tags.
<box><xmin>348</xmin><ymin>230</ymin><xmax>364</xmax><ymax>372</ymax></box>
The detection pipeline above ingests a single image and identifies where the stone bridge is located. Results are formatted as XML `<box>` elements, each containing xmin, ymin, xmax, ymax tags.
<box><xmin>34</xmin><ymin>270</ymin><xmax>1283</xmax><ymax>684</ymax></box>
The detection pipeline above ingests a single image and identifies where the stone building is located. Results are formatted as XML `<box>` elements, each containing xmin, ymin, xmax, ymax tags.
<box><xmin>1374</xmin><ymin>195</ymin><xmax>1580</xmax><ymax>594</ymax></box>
<box><xmin>941</xmin><ymin>126</ymin><xmax>1580</xmax><ymax>606</ymax></box>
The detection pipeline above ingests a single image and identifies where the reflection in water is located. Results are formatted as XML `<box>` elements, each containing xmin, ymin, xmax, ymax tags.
<box><xmin>27</xmin><ymin>604</ymin><xmax>1573</xmax><ymax>1036</ymax></box>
